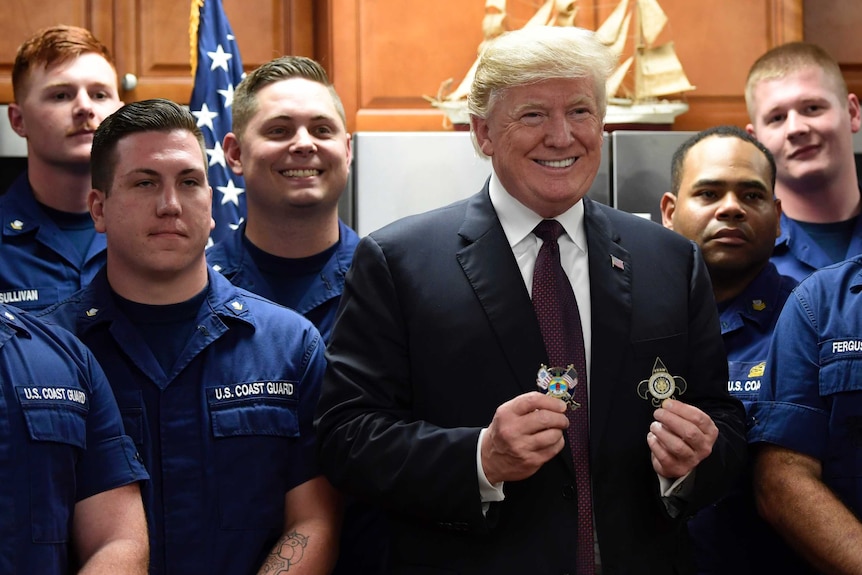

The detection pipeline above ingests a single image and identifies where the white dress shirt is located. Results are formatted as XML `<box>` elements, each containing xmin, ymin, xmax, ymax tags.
<box><xmin>475</xmin><ymin>170</ymin><xmax>690</xmax><ymax>506</ymax></box>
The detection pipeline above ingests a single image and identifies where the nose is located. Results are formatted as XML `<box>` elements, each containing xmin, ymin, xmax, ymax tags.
<box><xmin>715</xmin><ymin>193</ymin><xmax>745</xmax><ymax>221</ymax></box>
<box><xmin>543</xmin><ymin>114</ymin><xmax>575</xmax><ymax>148</ymax></box>
<box><xmin>290</xmin><ymin>126</ymin><xmax>317</xmax><ymax>154</ymax></box>
<box><xmin>72</xmin><ymin>90</ymin><xmax>96</xmax><ymax>120</ymax></box>
<box><xmin>156</xmin><ymin>185</ymin><xmax>182</xmax><ymax>217</ymax></box>
<box><xmin>785</xmin><ymin>109</ymin><xmax>809</xmax><ymax>139</ymax></box>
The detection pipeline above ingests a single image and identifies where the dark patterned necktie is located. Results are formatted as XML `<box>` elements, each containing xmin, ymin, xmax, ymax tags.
<box><xmin>532</xmin><ymin>219</ymin><xmax>594</xmax><ymax>575</ymax></box>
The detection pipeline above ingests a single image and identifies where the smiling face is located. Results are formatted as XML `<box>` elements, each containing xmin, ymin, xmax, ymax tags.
<box><xmin>747</xmin><ymin>66</ymin><xmax>861</xmax><ymax>192</ymax></box>
<box><xmin>90</xmin><ymin>129</ymin><xmax>214</xmax><ymax>294</ymax></box>
<box><xmin>472</xmin><ymin>77</ymin><xmax>603</xmax><ymax>218</ymax></box>
<box><xmin>9</xmin><ymin>53</ymin><xmax>121</xmax><ymax>169</ymax></box>
<box><xmin>662</xmin><ymin>135</ymin><xmax>780</xmax><ymax>287</ymax></box>
<box><xmin>224</xmin><ymin>77</ymin><xmax>352</xmax><ymax>218</ymax></box>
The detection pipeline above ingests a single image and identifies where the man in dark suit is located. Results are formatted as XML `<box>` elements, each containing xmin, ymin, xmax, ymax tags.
<box><xmin>315</xmin><ymin>26</ymin><xmax>746</xmax><ymax>574</ymax></box>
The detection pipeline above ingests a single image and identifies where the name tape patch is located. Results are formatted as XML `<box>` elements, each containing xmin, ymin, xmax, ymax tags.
<box><xmin>831</xmin><ymin>340</ymin><xmax>862</xmax><ymax>355</ymax></box>
<box><xmin>208</xmin><ymin>380</ymin><xmax>296</xmax><ymax>403</ymax></box>
<box><xmin>17</xmin><ymin>386</ymin><xmax>89</xmax><ymax>408</ymax></box>
<box><xmin>0</xmin><ymin>289</ymin><xmax>40</xmax><ymax>305</ymax></box>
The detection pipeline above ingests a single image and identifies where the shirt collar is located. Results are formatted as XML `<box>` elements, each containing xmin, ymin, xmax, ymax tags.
<box><xmin>488</xmin><ymin>168</ymin><xmax>587</xmax><ymax>253</ymax></box>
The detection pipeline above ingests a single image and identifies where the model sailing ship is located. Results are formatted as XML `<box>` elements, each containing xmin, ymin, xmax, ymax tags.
<box><xmin>428</xmin><ymin>0</ymin><xmax>695</xmax><ymax>126</ymax></box>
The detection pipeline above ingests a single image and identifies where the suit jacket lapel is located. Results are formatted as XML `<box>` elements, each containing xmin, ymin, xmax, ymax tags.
<box><xmin>457</xmin><ymin>187</ymin><xmax>547</xmax><ymax>397</ymax></box>
<box><xmin>583</xmin><ymin>198</ymin><xmax>634</xmax><ymax>454</ymax></box>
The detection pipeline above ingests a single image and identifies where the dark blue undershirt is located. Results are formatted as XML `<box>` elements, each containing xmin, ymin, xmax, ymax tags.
<box><xmin>796</xmin><ymin>216</ymin><xmax>858</xmax><ymax>264</ymax></box>
<box><xmin>242</xmin><ymin>234</ymin><xmax>337</xmax><ymax>309</ymax></box>
<box><xmin>112</xmin><ymin>286</ymin><xmax>209</xmax><ymax>375</ymax></box>
<box><xmin>39</xmin><ymin>202</ymin><xmax>97</xmax><ymax>263</ymax></box>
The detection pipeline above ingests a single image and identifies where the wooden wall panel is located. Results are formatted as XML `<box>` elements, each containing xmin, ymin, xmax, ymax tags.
<box><xmin>0</xmin><ymin>0</ymin><xmax>314</xmax><ymax>105</ymax></box>
<box><xmin>804</xmin><ymin>0</ymin><xmax>862</xmax><ymax>103</ymax></box>
<box><xmin>322</xmin><ymin>0</ymin><xmax>802</xmax><ymax>133</ymax></box>
<box><xmin>0</xmin><ymin>0</ymin><xmax>94</xmax><ymax>102</ymax></box>
<box><xmin>117</xmin><ymin>0</ymin><xmax>314</xmax><ymax>104</ymax></box>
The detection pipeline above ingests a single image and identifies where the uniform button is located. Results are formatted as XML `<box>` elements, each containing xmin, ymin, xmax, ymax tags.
<box><xmin>562</xmin><ymin>484</ymin><xmax>576</xmax><ymax>500</ymax></box>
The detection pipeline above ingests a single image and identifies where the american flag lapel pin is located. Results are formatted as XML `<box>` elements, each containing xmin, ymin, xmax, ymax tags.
<box><xmin>611</xmin><ymin>255</ymin><xmax>625</xmax><ymax>271</ymax></box>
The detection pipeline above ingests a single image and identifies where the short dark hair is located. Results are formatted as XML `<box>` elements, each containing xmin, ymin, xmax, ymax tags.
<box><xmin>91</xmin><ymin>98</ymin><xmax>206</xmax><ymax>194</ymax></box>
<box><xmin>232</xmin><ymin>55</ymin><xmax>345</xmax><ymax>137</ymax></box>
<box><xmin>670</xmin><ymin>125</ymin><xmax>777</xmax><ymax>194</ymax></box>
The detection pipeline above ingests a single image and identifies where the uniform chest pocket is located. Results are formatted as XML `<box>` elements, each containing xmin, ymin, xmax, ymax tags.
<box><xmin>817</xmin><ymin>349</ymin><xmax>862</xmax><ymax>483</ymax></box>
<box><xmin>207</xmin><ymin>384</ymin><xmax>300</xmax><ymax>530</ymax></box>
<box><xmin>18</xmin><ymin>389</ymin><xmax>88</xmax><ymax>543</ymax></box>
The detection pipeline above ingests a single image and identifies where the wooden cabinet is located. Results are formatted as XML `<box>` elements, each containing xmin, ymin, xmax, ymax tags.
<box><xmin>8</xmin><ymin>0</ymin><xmax>862</xmax><ymax>133</ymax></box>
<box><xmin>804</xmin><ymin>0</ymin><xmax>862</xmax><ymax>101</ymax></box>
<box><xmin>0</xmin><ymin>0</ymin><xmax>314</xmax><ymax>104</ymax></box>
<box><xmin>317</xmin><ymin>0</ymin><xmax>803</xmax><ymax>132</ymax></box>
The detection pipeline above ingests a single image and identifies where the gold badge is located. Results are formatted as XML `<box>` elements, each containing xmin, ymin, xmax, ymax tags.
<box><xmin>537</xmin><ymin>364</ymin><xmax>581</xmax><ymax>410</ymax></box>
<box><xmin>748</xmin><ymin>361</ymin><xmax>766</xmax><ymax>378</ymax></box>
<box><xmin>637</xmin><ymin>357</ymin><xmax>687</xmax><ymax>407</ymax></box>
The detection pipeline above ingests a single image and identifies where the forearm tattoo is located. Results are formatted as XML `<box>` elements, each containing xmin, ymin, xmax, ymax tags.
<box><xmin>261</xmin><ymin>531</ymin><xmax>309</xmax><ymax>573</ymax></box>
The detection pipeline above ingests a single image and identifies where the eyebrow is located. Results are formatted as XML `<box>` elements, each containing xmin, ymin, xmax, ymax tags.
<box><xmin>40</xmin><ymin>80</ymin><xmax>113</xmax><ymax>91</ymax></box>
<box><xmin>690</xmin><ymin>178</ymin><xmax>770</xmax><ymax>192</ymax></box>
<box><xmin>122</xmin><ymin>167</ymin><xmax>205</xmax><ymax>178</ymax></box>
<box><xmin>267</xmin><ymin>113</ymin><xmax>339</xmax><ymax>124</ymax></box>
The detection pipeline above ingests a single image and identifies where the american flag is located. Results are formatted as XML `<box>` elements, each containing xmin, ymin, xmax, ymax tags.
<box><xmin>189</xmin><ymin>0</ymin><xmax>245</xmax><ymax>245</ymax></box>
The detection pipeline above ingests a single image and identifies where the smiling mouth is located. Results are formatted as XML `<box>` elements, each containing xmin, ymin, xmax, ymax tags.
<box><xmin>535</xmin><ymin>157</ymin><xmax>576</xmax><ymax>168</ymax></box>
<box><xmin>788</xmin><ymin>145</ymin><xmax>819</xmax><ymax>159</ymax></box>
<box><xmin>282</xmin><ymin>169</ymin><xmax>321</xmax><ymax>177</ymax></box>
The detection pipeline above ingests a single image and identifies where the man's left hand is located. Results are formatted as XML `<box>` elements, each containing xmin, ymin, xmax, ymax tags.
<box><xmin>647</xmin><ymin>398</ymin><xmax>718</xmax><ymax>479</ymax></box>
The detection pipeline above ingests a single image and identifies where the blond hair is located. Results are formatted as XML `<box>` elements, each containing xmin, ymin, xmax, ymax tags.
<box><xmin>745</xmin><ymin>42</ymin><xmax>848</xmax><ymax>120</ymax></box>
<box><xmin>468</xmin><ymin>26</ymin><xmax>617</xmax><ymax>121</ymax></box>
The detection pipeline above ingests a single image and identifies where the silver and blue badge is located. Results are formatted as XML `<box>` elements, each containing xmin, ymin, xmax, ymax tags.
<box><xmin>537</xmin><ymin>364</ymin><xmax>581</xmax><ymax>410</ymax></box>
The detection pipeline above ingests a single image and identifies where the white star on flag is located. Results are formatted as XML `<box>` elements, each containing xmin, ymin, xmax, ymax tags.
<box><xmin>192</xmin><ymin>102</ymin><xmax>219</xmax><ymax>131</ymax></box>
<box><xmin>190</xmin><ymin>0</ymin><xmax>246</xmax><ymax>244</ymax></box>
<box><xmin>217</xmin><ymin>83</ymin><xmax>235</xmax><ymax>108</ymax></box>
<box><xmin>217</xmin><ymin>179</ymin><xmax>245</xmax><ymax>206</ymax></box>
<box><xmin>207</xmin><ymin>44</ymin><xmax>232</xmax><ymax>72</ymax></box>
<box><xmin>207</xmin><ymin>141</ymin><xmax>226</xmax><ymax>168</ymax></box>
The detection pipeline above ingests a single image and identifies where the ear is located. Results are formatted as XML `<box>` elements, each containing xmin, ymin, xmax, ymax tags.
<box><xmin>8</xmin><ymin>104</ymin><xmax>26</xmax><ymax>138</ymax></box>
<box><xmin>208</xmin><ymin>186</ymin><xmax>215</xmax><ymax>232</ymax></box>
<box><xmin>471</xmin><ymin>115</ymin><xmax>494</xmax><ymax>157</ymax></box>
<box><xmin>345</xmin><ymin>132</ymin><xmax>354</xmax><ymax>169</ymax></box>
<box><xmin>223</xmin><ymin>132</ymin><xmax>243</xmax><ymax>176</ymax></box>
<box><xmin>745</xmin><ymin>123</ymin><xmax>756</xmax><ymax>137</ymax></box>
<box><xmin>659</xmin><ymin>192</ymin><xmax>677</xmax><ymax>230</ymax></box>
<box><xmin>89</xmin><ymin>189</ymin><xmax>108</xmax><ymax>233</ymax></box>
<box><xmin>773</xmin><ymin>197</ymin><xmax>783</xmax><ymax>239</ymax></box>
<box><xmin>847</xmin><ymin>93</ymin><xmax>861</xmax><ymax>134</ymax></box>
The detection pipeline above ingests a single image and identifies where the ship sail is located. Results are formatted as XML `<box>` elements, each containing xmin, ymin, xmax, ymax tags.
<box><xmin>427</xmin><ymin>0</ymin><xmax>693</xmax><ymax>126</ymax></box>
<box><xmin>635</xmin><ymin>42</ymin><xmax>695</xmax><ymax>98</ymax></box>
<box><xmin>551</xmin><ymin>0</ymin><xmax>578</xmax><ymax>27</ymax></box>
<box><xmin>596</xmin><ymin>0</ymin><xmax>694</xmax><ymax>103</ymax></box>
<box><xmin>606</xmin><ymin>55</ymin><xmax>633</xmax><ymax>99</ymax></box>
<box><xmin>482</xmin><ymin>0</ymin><xmax>507</xmax><ymax>37</ymax></box>
<box><xmin>637</xmin><ymin>0</ymin><xmax>667</xmax><ymax>45</ymax></box>
<box><xmin>433</xmin><ymin>0</ymin><xmax>579</xmax><ymax>107</ymax></box>
<box><xmin>595</xmin><ymin>0</ymin><xmax>628</xmax><ymax>46</ymax></box>
<box><xmin>440</xmin><ymin>0</ymin><xmax>508</xmax><ymax>102</ymax></box>
<box><xmin>524</xmin><ymin>0</ymin><xmax>578</xmax><ymax>28</ymax></box>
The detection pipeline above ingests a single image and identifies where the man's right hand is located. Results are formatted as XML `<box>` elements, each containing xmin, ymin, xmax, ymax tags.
<box><xmin>481</xmin><ymin>391</ymin><xmax>569</xmax><ymax>485</ymax></box>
